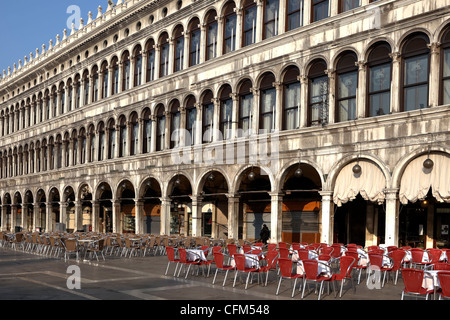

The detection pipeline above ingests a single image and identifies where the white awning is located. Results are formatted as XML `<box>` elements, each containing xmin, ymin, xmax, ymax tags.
<box><xmin>333</xmin><ymin>160</ymin><xmax>386</xmax><ymax>207</ymax></box>
<box><xmin>399</xmin><ymin>153</ymin><xmax>450</xmax><ymax>205</ymax></box>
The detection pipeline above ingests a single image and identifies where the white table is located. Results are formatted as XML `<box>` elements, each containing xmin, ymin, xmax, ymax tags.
<box><xmin>231</xmin><ymin>254</ymin><xmax>261</xmax><ymax>269</ymax></box>
<box><xmin>297</xmin><ymin>260</ymin><xmax>331</xmax><ymax>277</ymax></box>
<box><xmin>423</xmin><ymin>270</ymin><xmax>441</xmax><ymax>299</ymax></box>
<box><xmin>186</xmin><ymin>249</ymin><xmax>207</xmax><ymax>262</ymax></box>
<box><xmin>291</xmin><ymin>250</ymin><xmax>318</xmax><ymax>262</ymax></box>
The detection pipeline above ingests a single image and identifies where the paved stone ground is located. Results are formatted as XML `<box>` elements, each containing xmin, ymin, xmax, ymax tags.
<box><xmin>0</xmin><ymin>245</ymin><xmax>429</xmax><ymax>316</ymax></box>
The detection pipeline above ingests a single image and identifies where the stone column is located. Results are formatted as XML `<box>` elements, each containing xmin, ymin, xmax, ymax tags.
<box><xmin>112</xmin><ymin>200</ymin><xmax>121</xmax><ymax>233</ymax></box>
<box><xmin>11</xmin><ymin>204</ymin><xmax>17</xmax><ymax>231</ymax></box>
<box><xmin>216</xmin><ymin>15</ymin><xmax>224</xmax><ymax>58</ymax></box>
<box><xmin>46</xmin><ymin>202</ymin><xmax>52</xmax><ymax>233</ymax></box>
<box><xmin>273</xmin><ymin>81</ymin><xmax>283</xmax><ymax>132</ymax></box>
<box><xmin>299</xmin><ymin>75</ymin><xmax>309</xmax><ymax>128</ymax></box>
<box><xmin>138</xmin><ymin>118</ymin><xmax>144</xmax><ymax>155</ymax></box>
<box><xmin>319</xmin><ymin>191</ymin><xmax>334</xmax><ymax>245</ymax></box>
<box><xmin>75</xmin><ymin>200</ymin><xmax>83</xmax><ymax>232</ymax></box>
<box><xmin>330</xmin><ymin>0</ymin><xmax>339</xmax><ymax>16</ymax></box>
<box><xmin>255</xmin><ymin>0</ymin><xmax>263</xmax><ymax>43</ymax></box>
<box><xmin>60</xmin><ymin>202</ymin><xmax>68</xmax><ymax>232</ymax></box>
<box><xmin>304</xmin><ymin>0</ymin><xmax>312</xmax><ymax>26</ymax></box>
<box><xmin>183</xmin><ymin>31</ymin><xmax>190</xmax><ymax>69</ymax></box>
<box><xmin>164</xmin><ymin>111</ymin><xmax>171</xmax><ymax>150</ymax></box>
<box><xmin>190</xmin><ymin>196</ymin><xmax>203</xmax><ymax>237</ymax></box>
<box><xmin>33</xmin><ymin>203</ymin><xmax>40</xmax><ymax>231</ymax></box>
<box><xmin>160</xmin><ymin>197</ymin><xmax>172</xmax><ymax>235</ymax></box>
<box><xmin>118</xmin><ymin>62</ymin><xmax>124</xmax><ymax>94</ymax></box>
<box><xmin>326</xmin><ymin>68</ymin><xmax>336</xmax><ymax>124</ymax></box>
<box><xmin>115</xmin><ymin>124</ymin><xmax>121</xmax><ymax>158</ymax></box>
<box><xmin>230</xmin><ymin>93</ymin><xmax>239</xmax><ymax>139</ymax></box>
<box><xmin>251</xmin><ymin>87</ymin><xmax>260</xmax><ymax>135</ymax></box>
<box><xmin>269</xmin><ymin>192</ymin><xmax>283</xmax><ymax>244</ymax></box>
<box><xmin>389</xmin><ymin>52</ymin><xmax>401</xmax><ymax>113</ymax></box>
<box><xmin>384</xmin><ymin>188</ymin><xmax>399</xmax><ymax>246</ymax></box>
<box><xmin>168</xmin><ymin>38</ymin><xmax>175</xmax><ymax>75</ymax></box>
<box><xmin>135</xmin><ymin>199</ymin><xmax>144</xmax><ymax>235</ymax></box>
<box><xmin>212</xmin><ymin>98</ymin><xmax>221</xmax><ymax>141</ymax></box>
<box><xmin>428</xmin><ymin>42</ymin><xmax>441</xmax><ymax>108</ymax></box>
<box><xmin>235</xmin><ymin>7</ymin><xmax>243</xmax><ymax>51</ymax></box>
<box><xmin>154</xmin><ymin>45</ymin><xmax>161</xmax><ymax>80</ymax></box>
<box><xmin>142</xmin><ymin>51</ymin><xmax>149</xmax><ymax>84</ymax></box>
<box><xmin>150</xmin><ymin>115</ymin><xmax>157</xmax><ymax>153</ymax></box>
<box><xmin>227</xmin><ymin>194</ymin><xmax>240</xmax><ymax>240</ymax></box>
<box><xmin>79</xmin><ymin>79</ymin><xmax>86</xmax><ymax>108</ymax></box>
<box><xmin>356</xmin><ymin>61</ymin><xmax>367</xmax><ymax>119</ymax></box>
<box><xmin>91</xmin><ymin>200</ymin><xmax>100</xmax><ymax>233</ymax></box>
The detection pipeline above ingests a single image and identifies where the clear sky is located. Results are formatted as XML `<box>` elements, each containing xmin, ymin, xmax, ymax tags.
<box><xmin>0</xmin><ymin>0</ymin><xmax>107</xmax><ymax>75</ymax></box>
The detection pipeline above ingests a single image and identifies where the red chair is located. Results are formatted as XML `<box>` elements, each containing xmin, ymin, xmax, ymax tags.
<box><xmin>242</xmin><ymin>244</ymin><xmax>252</xmax><ymax>254</ymax></box>
<box><xmin>387</xmin><ymin>246</ymin><xmax>398</xmax><ymax>253</ymax></box>
<box><xmin>278</xmin><ymin>242</ymin><xmax>288</xmax><ymax>249</ymax></box>
<box><xmin>411</xmin><ymin>248</ymin><xmax>430</xmax><ymax>269</ymax></box>
<box><xmin>267</xmin><ymin>243</ymin><xmax>277</xmax><ymax>251</ymax></box>
<box><xmin>253</xmin><ymin>242</ymin><xmax>264</xmax><ymax>248</ymax></box>
<box><xmin>366</xmin><ymin>253</ymin><xmax>391</xmax><ymax>287</ymax></box>
<box><xmin>227</xmin><ymin>244</ymin><xmax>238</xmax><ymax>264</ymax></box>
<box><xmin>260</xmin><ymin>249</ymin><xmax>279</xmax><ymax>286</ymax></box>
<box><xmin>165</xmin><ymin>246</ymin><xmax>180</xmax><ymax>276</ymax></box>
<box><xmin>345</xmin><ymin>250</ymin><xmax>366</xmax><ymax>284</ymax></box>
<box><xmin>232</xmin><ymin>253</ymin><xmax>261</xmax><ymax>290</ymax></box>
<box><xmin>318</xmin><ymin>254</ymin><xmax>331</xmax><ymax>263</ymax></box>
<box><xmin>426</xmin><ymin>248</ymin><xmax>442</xmax><ymax>264</ymax></box>
<box><xmin>321</xmin><ymin>246</ymin><xmax>334</xmax><ymax>256</ymax></box>
<box><xmin>437</xmin><ymin>271</ymin><xmax>450</xmax><ymax>300</ymax></box>
<box><xmin>276</xmin><ymin>258</ymin><xmax>303</xmax><ymax>297</ymax></box>
<box><xmin>296</xmin><ymin>248</ymin><xmax>309</xmax><ymax>261</ymax></box>
<box><xmin>432</xmin><ymin>262</ymin><xmax>450</xmax><ymax>271</ymax></box>
<box><xmin>291</xmin><ymin>243</ymin><xmax>302</xmax><ymax>251</ymax></box>
<box><xmin>401</xmin><ymin>268</ymin><xmax>434</xmax><ymax>300</ymax></box>
<box><xmin>176</xmin><ymin>248</ymin><xmax>202</xmax><ymax>279</ymax></box>
<box><xmin>367</xmin><ymin>245</ymin><xmax>379</xmax><ymax>252</ymax></box>
<box><xmin>279</xmin><ymin>247</ymin><xmax>290</xmax><ymax>259</ymax></box>
<box><xmin>369</xmin><ymin>249</ymin><xmax>384</xmax><ymax>255</ymax></box>
<box><xmin>386</xmin><ymin>249</ymin><xmax>406</xmax><ymax>285</ymax></box>
<box><xmin>200</xmin><ymin>245</ymin><xmax>214</xmax><ymax>277</ymax></box>
<box><xmin>331</xmin><ymin>256</ymin><xmax>356</xmax><ymax>298</ymax></box>
<box><xmin>331</xmin><ymin>244</ymin><xmax>342</xmax><ymax>259</ymax></box>
<box><xmin>212</xmin><ymin>252</ymin><xmax>235</xmax><ymax>286</ymax></box>
<box><xmin>301</xmin><ymin>259</ymin><xmax>334</xmax><ymax>300</ymax></box>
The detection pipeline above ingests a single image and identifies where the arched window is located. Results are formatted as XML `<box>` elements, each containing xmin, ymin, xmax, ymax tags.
<box><xmin>336</xmin><ymin>51</ymin><xmax>358</xmax><ymax>122</ymax></box>
<box><xmin>122</xmin><ymin>51</ymin><xmax>131</xmax><ymax>91</ymax></box>
<box><xmin>74</xmin><ymin>75</ymin><xmax>81</xmax><ymax>109</ymax></box>
<box><xmin>282</xmin><ymin>66</ymin><xmax>301</xmax><ymax>130</ymax></box>
<box><xmin>59</xmin><ymin>82</ymin><xmax>65</xmax><ymax>115</ymax></box>
<box><xmin>238</xmin><ymin>79</ymin><xmax>253</xmax><ymax>136</ymax></box>
<box><xmin>48</xmin><ymin>138</ymin><xmax>55</xmax><ymax>171</ymax></box>
<box><xmin>67</xmin><ymin>79</ymin><xmax>73</xmax><ymax>112</ymax></box>
<box><xmin>130</xmin><ymin>113</ymin><xmax>139</xmax><ymax>156</ymax></box>
<box><xmin>142</xmin><ymin>109</ymin><xmax>152</xmax><ymax>154</ymax></box>
<box><xmin>173</xmin><ymin>26</ymin><xmax>185</xmax><ymax>73</ymax></box>
<box><xmin>92</xmin><ymin>65</ymin><xmax>99</xmax><ymax>103</ymax></box>
<box><xmin>88</xmin><ymin>126</ymin><xmax>95</xmax><ymax>162</ymax></box>
<box><xmin>108</xmin><ymin>120</ymin><xmax>116</xmax><ymax>159</ymax></box>
<box><xmin>63</xmin><ymin>134</ymin><xmax>70</xmax><ymax>167</ymax></box>
<box><xmin>156</xmin><ymin>105</ymin><xmax>166</xmax><ymax>151</ymax></box>
<box><xmin>440</xmin><ymin>27</ymin><xmax>450</xmax><ymax>105</ymax></box>
<box><xmin>133</xmin><ymin>46</ymin><xmax>143</xmax><ymax>87</ymax></box>
<box><xmin>189</xmin><ymin>18</ymin><xmax>201</xmax><ymax>66</ymax></box>
<box><xmin>118</xmin><ymin>116</ymin><xmax>127</xmax><ymax>158</ymax></box>
<box><xmin>97</xmin><ymin>122</ymin><xmax>105</xmax><ymax>161</ymax></box>
<box><xmin>401</xmin><ymin>33</ymin><xmax>430</xmax><ymax>111</ymax></box>
<box><xmin>185</xmin><ymin>96</ymin><xmax>197</xmax><ymax>146</ymax></box>
<box><xmin>51</xmin><ymin>87</ymin><xmax>57</xmax><ymax>118</ymax></box>
<box><xmin>82</xmin><ymin>71</ymin><xmax>89</xmax><ymax>106</ymax></box>
<box><xmin>79</xmin><ymin>128</ymin><xmax>87</xmax><ymax>164</ymax></box>
<box><xmin>202</xmin><ymin>91</ymin><xmax>215</xmax><ymax>143</ymax></box>
<box><xmin>312</xmin><ymin>0</ymin><xmax>329</xmax><ymax>22</ymax></box>
<box><xmin>101</xmin><ymin>62</ymin><xmax>109</xmax><ymax>99</ymax></box>
<box><xmin>219</xmin><ymin>85</ymin><xmax>233</xmax><ymax>140</ymax></box>
<box><xmin>223</xmin><ymin>1</ymin><xmax>237</xmax><ymax>54</ymax></box>
<box><xmin>259</xmin><ymin>73</ymin><xmax>276</xmax><ymax>133</ymax></box>
<box><xmin>42</xmin><ymin>140</ymin><xmax>48</xmax><ymax>171</ymax></box>
<box><xmin>111</xmin><ymin>57</ymin><xmax>119</xmax><ymax>95</ymax></box>
<box><xmin>242</xmin><ymin>0</ymin><xmax>257</xmax><ymax>47</ymax></box>
<box><xmin>205</xmin><ymin>11</ymin><xmax>218</xmax><ymax>61</ymax></box>
<box><xmin>145</xmin><ymin>39</ymin><xmax>156</xmax><ymax>82</ymax></box>
<box><xmin>159</xmin><ymin>33</ymin><xmax>170</xmax><ymax>77</ymax></box>
<box><xmin>170</xmin><ymin>100</ymin><xmax>181</xmax><ymax>149</ymax></box>
<box><xmin>263</xmin><ymin>0</ymin><xmax>279</xmax><ymax>40</ymax></box>
<box><xmin>38</xmin><ymin>94</ymin><xmax>44</xmax><ymax>123</ymax></box>
<box><xmin>339</xmin><ymin>0</ymin><xmax>359</xmax><ymax>13</ymax></box>
<box><xmin>308</xmin><ymin>59</ymin><xmax>328</xmax><ymax>126</ymax></box>
<box><xmin>367</xmin><ymin>42</ymin><xmax>392</xmax><ymax>117</ymax></box>
<box><xmin>287</xmin><ymin>0</ymin><xmax>303</xmax><ymax>31</ymax></box>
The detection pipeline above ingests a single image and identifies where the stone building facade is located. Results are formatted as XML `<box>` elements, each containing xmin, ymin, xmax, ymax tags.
<box><xmin>0</xmin><ymin>0</ymin><xmax>449</xmax><ymax>248</ymax></box>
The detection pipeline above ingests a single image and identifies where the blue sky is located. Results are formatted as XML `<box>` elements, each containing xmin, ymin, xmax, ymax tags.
<box><xmin>0</xmin><ymin>0</ymin><xmax>105</xmax><ymax>74</ymax></box>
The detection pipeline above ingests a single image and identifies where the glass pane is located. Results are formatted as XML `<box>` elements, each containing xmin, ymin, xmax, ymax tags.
<box><xmin>265</xmin><ymin>0</ymin><xmax>279</xmax><ymax>38</ymax></box>
<box><xmin>369</xmin><ymin>92</ymin><xmax>390</xmax><ymax>117</ymax></box>
<box><xmin>172</xmin><ymin>113</ymin><xmax>181</xmax><ymax>146</ymax></box>
<box><xmin>342</xmin><ymin>0</ymin><xmax>359</xmax><ymax>12</ymax></box>
<box><xmin>224</xmin><ymin>15</ymin><xmax>237</xmax><ymax>53</ymax></box>
<box><xmin>285</xmin><ymin>107</ymin><xmax>298</xmax><ymax>130</ymax></box>
<box><xmin>370</xmin><ymin>64</ymin><xmax>391</xmax><ymax>93</ymax></box>
<box><xmin>241</xmin><ymin>94</ymin><xmax>253</xmax><ymax>118</ymax></box>
<box><xmin>160</xmin><ymin>44</ymin><xmax>169</xmax><ymax>76</ymax></box>
<box><xmin>444</xmin><ymin>79</ymin><xmax>450</xmax><ymax>105</ymax></box>
<box><xmin>444</xmin><ymin>49</ymin><xmax>450</xmax><ymax>77</ymax></box>
<box><xmin>207</xmin><ymin>23</ymin><xmax>218</xmax><ymax>60</ymax></box>
<box><xmin>404</xmin><ymin>84</ymin><xmax>428</xmax><ymax>111</ymax></box>
<box><xmin>261</xmin><ymin>88</ymin><xmax>276</xmax><ymax>114</ymax></box>
<box><xmin>405</xmin><ymin>55</ymin><xmax>428</xmax><ymax>85</ymax></box>
<box><xmin>191</xmin><ymin>30</ymin><xmax>201</xmax><ymax>65</ymax></box>
<box><xmin>285</xmin><ymin>82</ymin><xmax>301</xmax><ymax>109</ymax></box>
<box><xmin>338</xmin><ymin>71</ymin><xmax>357</xmax><ymax>99</ymax></box>
<box><xmin>244</xmin><ymin>6</ymin><xmax>257</xmax><ymax>46</ymax></box>
<box><xmin>338</xmin><ymin>98</ymin><xmax>356</xmax><ymax>122</ymax></box>
<box><xmin>175</xmin><ymin>38</ymin><xmax>184</xmax><ymax>72</ymax></box>
<box><xmin>313</xmin><ymin>0</ymin><xmax>329</xmax><ymax>22</ymax></box>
